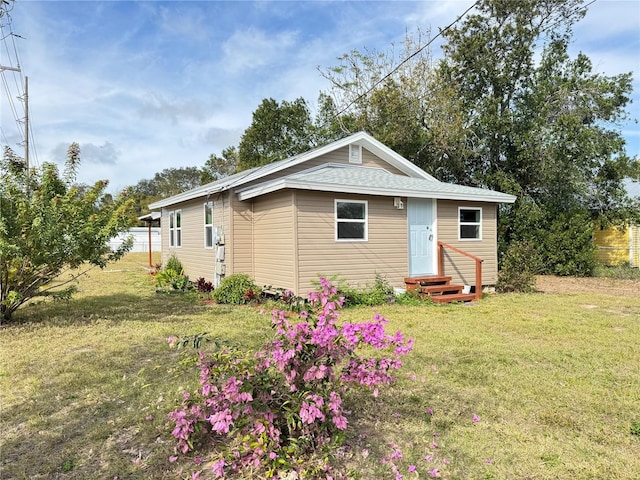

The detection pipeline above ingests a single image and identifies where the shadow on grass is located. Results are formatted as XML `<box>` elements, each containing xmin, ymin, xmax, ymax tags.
<box><xmin>6</xmin><ymin>291</ymin><xmax>237</xmax><ymax>328</ymax></box>
<box><xmin>0</xmin><ymin>339</ymin><xmax>185</xmax><ymax>479</ymax></box>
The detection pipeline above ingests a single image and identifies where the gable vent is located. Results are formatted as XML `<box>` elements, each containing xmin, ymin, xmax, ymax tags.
<box><xmin>349</xmin><ymin>144</ymin><xmax>362</xmax><ymax>164</ymax></box>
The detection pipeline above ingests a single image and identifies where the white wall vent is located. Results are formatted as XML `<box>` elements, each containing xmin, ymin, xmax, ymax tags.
<box><xmin>349</xmin><ymin>144</ymin><xmax>362</xmax><ymax>164</ymax></box>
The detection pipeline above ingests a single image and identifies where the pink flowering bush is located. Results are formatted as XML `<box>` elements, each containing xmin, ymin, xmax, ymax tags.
<box><xmin>168</xmin><ymin>277</ymin><xmax>413</xmax><ymax>478</ymax></box>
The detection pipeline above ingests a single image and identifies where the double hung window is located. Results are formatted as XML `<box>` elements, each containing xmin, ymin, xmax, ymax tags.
<box><xmin>335</xmin><ymin>200</ymin><xmax>367</xmax><ymax>241</ymax></box>
<box><xmin>169</xmin><ymin>210</ymin><xmax>182</xmax><ymax>247</ymax></box>
<box><xmin>459</xmin><ymin>207</ymin><xmax>482</xmax><ymax>240</ymax></box>
<box><xmin>204</xmin><ymin>202</ymin><xmax>214</xmax><ymax>248</ymax></box>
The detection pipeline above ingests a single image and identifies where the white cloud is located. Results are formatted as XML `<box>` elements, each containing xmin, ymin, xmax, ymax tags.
<box><xmin>222</xmin><ymin>27</ymin><xmax>299</xmax><ymax>74</ymax></box>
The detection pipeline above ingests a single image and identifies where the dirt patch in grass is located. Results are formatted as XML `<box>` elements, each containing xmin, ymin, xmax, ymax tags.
<box><xmin>536</xmin><ymin>275</ymin><xmax>640</xmax><ymax>297</ymax></box>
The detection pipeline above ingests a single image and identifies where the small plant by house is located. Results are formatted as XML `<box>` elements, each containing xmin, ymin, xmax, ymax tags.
<box><xmin>168</xmin><ymin>277</ymin><xmax>413</xmax><ymax>478</ymax></box>
<box><xmin>194</xmin><ymin>277</ymin><xmax>214</xmax><ymax>294</ymax></box>
<box><xmin>212</xmin><ymin>273</ymin><xmax>260</xmax><ymax>304</ymax></box>
<box><xmin>155</xmin><ymin>254</ymin><xmax>191</xmax><ymax>292</ymax></box>
<box><xmin>261</xmin><ymin>286</ymin><xmax>306</xmax><ymax>312</ymax></box>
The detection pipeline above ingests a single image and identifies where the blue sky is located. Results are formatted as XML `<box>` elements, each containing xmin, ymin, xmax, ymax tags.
<box><xmin>1</xmin><ymin>0</ymin><xmax>639</xmax><ymax>195</ymax></box>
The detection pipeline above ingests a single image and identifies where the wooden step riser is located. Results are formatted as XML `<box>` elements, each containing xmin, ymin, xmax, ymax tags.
<box><xmin>430</xmin><ymin>293</ymin><xmax>477</xmax><ymax>304</ymax></box>
<box><xmin>419</xmin><ymin>285</ymin><xmax>464</xmax><ymax>295</ymax></box>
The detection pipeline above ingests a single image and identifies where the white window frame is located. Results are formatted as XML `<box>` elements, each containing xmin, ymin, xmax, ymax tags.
<box><xmin>335</xmin><ymin>199</ymin><xmax>368</xmax><ymax>242</ymax></box>
<box><xmin>204</xmin><ymin>202</ymin><xmax>214</xmax><ymax>249</ymax></box>
<box><xmin>169</xmin><ymin>209</ymin><xmax>182</xmax><ymax>247</ymax></box>
<box><xmin>458</xmin><ymin>207</ymin><xmax>482</xmax><ymax>241</ymax></box>
<box><xmin>349</xmin><ymin>144</ymin><xmax>362</xmax><ymax>164</ymax></box>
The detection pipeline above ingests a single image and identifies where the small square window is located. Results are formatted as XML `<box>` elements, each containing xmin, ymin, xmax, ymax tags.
<box><xmin>459</xmin><ymin>207</ymin><xmax>482</xmax><ymax>240</ymax></box>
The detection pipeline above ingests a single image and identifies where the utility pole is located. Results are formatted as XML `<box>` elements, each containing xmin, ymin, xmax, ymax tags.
<box><xmin>23</xmin><ymin>75</ymin><xmax>28</xmax><ymax>170</ymax></box>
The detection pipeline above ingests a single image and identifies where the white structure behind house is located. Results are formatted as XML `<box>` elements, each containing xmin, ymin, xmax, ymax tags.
<box><xmin>110</xmin><ymin>227</ymin><xmax>161</xmax><ymax>252</ymax></box>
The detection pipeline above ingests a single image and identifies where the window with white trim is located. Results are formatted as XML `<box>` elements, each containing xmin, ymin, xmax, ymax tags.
<box><xmin>204</xmin><ymin>202</ymin><xmax>214</xmax><ymax>248</ymax></box>
<box><xmin>349</xmin><ymin>144</ymin><xmax>362</xmax><ymax>164</ymax></box>
<box><xmin>335</xmin><ymin>200</ymin><xmax>367</xmax><ymax>241</ymax></box>
<box><xmin>169</xmin><ymin>209</ymin><xmax>182</xmax><ymax>247</ymax></box>
<box><xmin>459</xmin><ymin>207</ymin><xmax>482</xmax><ymax>240</ymax></box>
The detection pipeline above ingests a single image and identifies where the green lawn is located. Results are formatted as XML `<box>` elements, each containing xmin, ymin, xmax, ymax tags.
<box><xmin>1</xmin><ymin>253</ymin><xmax>639</xmax><ymax>479</ymax></box>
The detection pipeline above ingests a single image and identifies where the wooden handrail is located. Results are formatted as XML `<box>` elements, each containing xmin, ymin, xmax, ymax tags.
<box><xmin>437</xmin><ymin>241</ymin><xmax>484</xmax><ymax>300</ymax></box>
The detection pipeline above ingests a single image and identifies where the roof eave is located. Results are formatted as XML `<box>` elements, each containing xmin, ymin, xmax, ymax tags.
<box><xmin>237</xmin><ymin>180</ymin><xmax>517</xmax><ymax>204</ymax></box>
<box><xmin>148</xmin><ymin>185</ymin><xmax>224</xmax><ymax>209</ymax></box>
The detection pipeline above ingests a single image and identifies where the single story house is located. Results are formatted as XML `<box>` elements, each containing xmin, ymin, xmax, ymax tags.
<box><xmin>149</xmin><ymin>132</ymin><xmax>516</xmax><ymax>298</ymax></box>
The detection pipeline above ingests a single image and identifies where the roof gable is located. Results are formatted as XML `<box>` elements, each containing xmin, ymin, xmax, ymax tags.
<box><xmin>149</xmin><ymin>132</ymin><xmax>434</xmax><ymax>209</ymax></box>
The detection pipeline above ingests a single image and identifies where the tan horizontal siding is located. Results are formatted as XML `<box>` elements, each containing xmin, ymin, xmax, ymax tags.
<box><xmin>230</xmin><ymin>194</ymin><xmax>253</xmax><ymax>277</ymax></box>
<box><xmin>253</xmin><ymin>191</ymin><xmax>296</xmax><ymax>289</ymax></box>
<box><xmin>160</xmin><ymin>199</ymin><xmax>217</xmax><ymax>281</ymax></box>
<box><xmin>296</xmin><ymin>191</ymin><xmax>408</xmax><ymax>295</ymax></box>
<box><xmin>436</xmin><ymin>200</ymin><xmax>498</xmax><ymax>286</ymax></box>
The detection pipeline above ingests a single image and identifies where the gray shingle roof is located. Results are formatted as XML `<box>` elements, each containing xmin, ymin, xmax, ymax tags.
<box><xmin>237</xmin><ymin>164</ymin><xmax>516</xmax><ymax>203</ymax></box>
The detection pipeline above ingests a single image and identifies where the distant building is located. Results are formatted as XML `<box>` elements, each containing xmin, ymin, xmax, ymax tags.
<box><xmin>594</xmin><ymin>225</ymin><xmax>640</xmax><ymax>267</ymax></box>
<box><xmin>109</xmin><ymin>227</ymin><xmax>161</xmax><ymax>253</ymax></box>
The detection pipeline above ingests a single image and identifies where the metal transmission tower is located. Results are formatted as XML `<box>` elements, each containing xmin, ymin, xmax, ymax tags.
<box><xmin>0</xmin><ymin>65</ymin><xmax>28</xmax><ymax>169</ymax></box>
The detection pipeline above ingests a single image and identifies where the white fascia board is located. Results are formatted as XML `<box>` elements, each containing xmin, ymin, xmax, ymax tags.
<box><xmin>149</xmin><ymin>185</ymin><xmax>223</xmax><ymax>209</ymax></box>
<box><xmin>237</xmin><ymin>179</ymin><xmax>517</xmax><ymax>204</ymax></box>
<box><xmin>357</xmin><ymin>136</ymin><xmax>436</xmax><ymax>180</ymax></box>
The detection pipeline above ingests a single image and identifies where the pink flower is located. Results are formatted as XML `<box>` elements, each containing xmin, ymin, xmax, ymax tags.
<box><xmin>427</xmin><ymin>407</ymin><xmax>433</xmax><ymax>415</ymax></box>
<box><xmin>408</xmin><ymin>465</ymin><xmax>416</xmax><ymax>473</ymax></box>
<box><xmin>473</xmin><ymin>414</ymin><xmax>480</xmax><ymax>422</ymax></box>
<box><xmin>167</xmin><ymin>336</ymin><xmax>178</xmax><ymax>347</ymax></box>
<box><xmin>168</xmin><ymin>456</ymin><xmax>178</xmax><ymax>463</ymax></box>
<box><xmin>332</xmin><ymin>415</ymin><xmax>348</xmax><ymax>430</ymax></box>
<box><xmin>424</xmin><ymin>454</ymin><xmax>433</xmax><ymax>462</ymax></box>
<box><xmin>269</xmin><ymin>452</ymin><xmax>277</xmax><ymax>460</ymax></box>
<box><xmin>429</xmin><ymin>467</ymin><xmax>439</xmax><ymax>477</ymax></box>
<box><xmin>486</xmin><ymin>458</ymin><xmax>493</xmax><ymax>464</ymax></box>
<box><xmin>211</xmin><ymin>458</ymin><xmax>225</xmax><ymax>478</ymax></box>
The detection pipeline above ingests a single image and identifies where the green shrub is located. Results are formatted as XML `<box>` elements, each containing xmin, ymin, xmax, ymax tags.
<box><xmin>543</xmin><ymin>212</ymin><xmax>596</xmax><ymax>276</ymax></box>
<box><xmin>497</xmin><ymin>240</ymin><xmax>539</xmax><ymax>293</ymax></box>
<box><xmin>394</xmin><ymin>289</ymin><xmax>425</xmax><ymax>305</ymax></box>
<box><xmin>155</xmin><ymin>268</ymin><xmax>191</xmax><ymax>292</ymax></box>
<box><xmin>165</xmin><ymin>254</ymin><xmax>184</xmax><ymax>275</ymax></box>
<box><xmin>212</xmin><ymin>274</ymin><xmax>260</xmax><ymax>304</ymax></box>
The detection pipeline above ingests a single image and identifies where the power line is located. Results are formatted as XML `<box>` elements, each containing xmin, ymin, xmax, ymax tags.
<box><xmin>1</xmin><ymin>0</ymin><xmax>38</xmax><ymax>167</ymax></box>
<box><xmin>331</xmin><ymin>0</ymin><xmax>480</xmax><ymax>120</ymax></box>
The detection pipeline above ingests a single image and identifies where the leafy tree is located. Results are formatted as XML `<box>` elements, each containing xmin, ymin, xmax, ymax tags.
<box><xmin>237</xmin><ymin>97</ymin><xmax>316</xmax><ymax>171</ymax></box>
<box><xmin>438</xmin><ymin>0</ymin><xmax>638</xmax><ymax>274</ymax></box>
<box><xmin>0</xmin><ymin>144</ymin><xmax>135</xmax><ymax>321</ymax></box>
<box><xmin>200</xmin><ymin>146</ymin><xmax>238</xmax><ymax>184</ymax></box>
<box><xmin>131</xmin><ymin>166</ymin><xmax>203</xmax><ymax>217</ymax></box>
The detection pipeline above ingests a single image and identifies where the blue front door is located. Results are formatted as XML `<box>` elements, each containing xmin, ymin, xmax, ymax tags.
<box><xmin>408</xmin><ymin>198</ymin><xmax>435</xmax><ymax>276</ymax></box>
